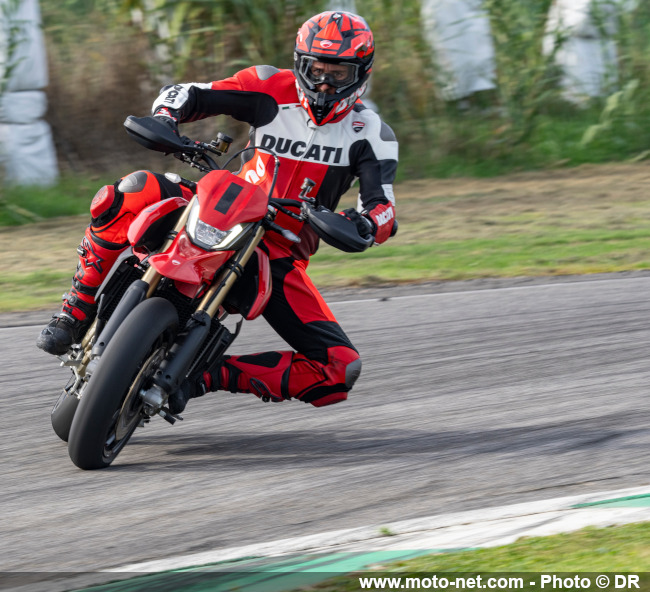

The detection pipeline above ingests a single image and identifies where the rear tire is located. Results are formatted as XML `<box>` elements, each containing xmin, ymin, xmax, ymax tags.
<box><xmin>51</xmin><ymin>383</ymin><xmax>80</xmax><ymax>442</ymax></box>
<box><xmin>67</xmin><ymin>298</ymin><xmax>178</xmax><ymax>470</ymax></box>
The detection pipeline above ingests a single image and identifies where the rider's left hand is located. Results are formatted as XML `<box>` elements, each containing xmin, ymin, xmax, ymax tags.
<box><xmin>340</xmin><ymin>208</ymin><xmax>375</xmax><ymax>239</ymax></box>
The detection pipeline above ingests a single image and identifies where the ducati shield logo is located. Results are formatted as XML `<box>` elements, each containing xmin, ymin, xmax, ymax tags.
<box><xmin>353</xmin><ymin>121</ymin><xmax>365</xmax><ymax>133</ymax></box>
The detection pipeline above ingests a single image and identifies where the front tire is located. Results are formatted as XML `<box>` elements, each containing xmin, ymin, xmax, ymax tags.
<box><xmin>67</xmin><ymin>298</ymin><xmax>178</xmax><ymax>470</ymax></box>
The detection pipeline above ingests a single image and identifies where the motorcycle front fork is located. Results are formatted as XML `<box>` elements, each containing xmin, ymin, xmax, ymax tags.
<box><xmin>78</xmin><ymin>200</ymin><xmax>265</xmax><ymax>420</ymax></box>
<box><xmin>139</xmin><ymin>224</ymin><xmax>266</xmax><ymax>418</ymax></box>
<box><xmin>58</xmin><ymin>316</ymin><xmax>100</xmax><ymax>398</ymax></box>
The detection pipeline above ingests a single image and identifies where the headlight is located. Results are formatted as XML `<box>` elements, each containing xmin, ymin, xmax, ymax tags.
<box><xmin>186</xmin><ymin>200</ymin><xmax>251</xmax><ymax>250</ymax></box>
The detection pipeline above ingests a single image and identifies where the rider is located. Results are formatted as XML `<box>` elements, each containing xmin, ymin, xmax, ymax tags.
<box><xmin>37</xmin><ymin>10</ymin><xmax>398</xmax><ymax>412</ymax></box>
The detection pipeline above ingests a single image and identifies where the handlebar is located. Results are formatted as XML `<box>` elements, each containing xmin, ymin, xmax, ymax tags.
<box><xmin>125</xmin><ymin>115</ymin><xmax>377</xmax><ymax>252</ymax></box>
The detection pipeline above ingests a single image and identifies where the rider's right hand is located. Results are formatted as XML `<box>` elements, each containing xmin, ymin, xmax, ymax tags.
<box><xmin>152</xmin><ymin>107</ymin><xmax>181</xmax><ymax>136</ymax></box>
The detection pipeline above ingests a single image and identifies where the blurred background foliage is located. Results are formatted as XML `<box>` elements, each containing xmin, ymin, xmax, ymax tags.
<box><xmin>39</xmin><ymin>0</ymin><xmax>650</xmax><ymax>181</ymax></box>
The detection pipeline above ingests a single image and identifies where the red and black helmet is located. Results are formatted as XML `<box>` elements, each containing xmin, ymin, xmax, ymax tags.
<box><xmin>294</xmin><ymin>11</ymin><xmax>375</xmax><ymax>125</ymax></box>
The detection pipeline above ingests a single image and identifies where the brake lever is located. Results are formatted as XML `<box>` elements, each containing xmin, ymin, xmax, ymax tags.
<box><xmin>262</xmin><ymin>219</ymin><xmax>301</xmax><ymax>243</ymax></box>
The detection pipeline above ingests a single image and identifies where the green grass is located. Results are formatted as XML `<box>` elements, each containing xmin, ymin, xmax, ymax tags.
<box><xmin>300</xmin><ymin>523</ymin><xmax>650</xmax><ymax>592</ymax></box>
<box><xmin>5</xmin><ymin>161</ymin><xmax>650</xmax><ymax>312</ymax></box>
<box><xmin>308</xmin><ymin>228</ymin><xmax>650</xmax><ymax>288</ymax></box>
<box><xmin>0</xmin><ymin>174</ymin><xmax>112</xmax><ymax>226</ymax></box>
<box><xmin>0</xmin><ymin>271</ymin><xmax>71</xmax><ymax>312</ymax></box>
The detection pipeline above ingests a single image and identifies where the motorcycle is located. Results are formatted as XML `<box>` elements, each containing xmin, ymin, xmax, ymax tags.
<box><xmin>49</xmin><ymin>115</ymin><xmax>376</xmax><ymax>470</ymax></box>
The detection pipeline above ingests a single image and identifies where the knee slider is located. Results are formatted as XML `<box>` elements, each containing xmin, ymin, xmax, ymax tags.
<box><xmin>90</xmin><ymin>185</ymin><xmax>116</xmax><ymax>219</ymax></box>
<box><xmin>345</xmin><ymin>357</ymin><xmax>362</xmax><ymax>389</ymax></box>
<box><xmin>117</xmin><ymin>170</ymin><xmax>151</xmax><ymax>194</ymax></box>
<box><xmin>90</xmin><ymin>183</ymin><xmax>125</xmax><ymax>228</ymax></box>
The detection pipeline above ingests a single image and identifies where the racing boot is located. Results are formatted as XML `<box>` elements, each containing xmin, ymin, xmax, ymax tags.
<box><xmin>36</xmin><ymin>291</ymin><xmax>97</xmax><ymax>356</ymax></box>
<box><xmin>37</xmin><ymin>224</ymin><xmax>125</xmax><ymax>355</ymax></box>
<box><xmin>167</xmin><ymin>359</ymin><xmax>226</xmax><ymax>415</ymax></box>
<box><xmin>168</xmin><ymin>352</ymin><xmax>294</xmax><ymax>413</ymax></box>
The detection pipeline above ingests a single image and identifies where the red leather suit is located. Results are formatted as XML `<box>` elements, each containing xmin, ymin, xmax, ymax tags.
<box><xmin>71</xmin><ymin>65</ymin><xmax>398</xmax><ymax>407</ymax></box>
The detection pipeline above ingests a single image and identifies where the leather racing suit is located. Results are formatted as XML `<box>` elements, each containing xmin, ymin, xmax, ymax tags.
<box><xmin>69</xmin><ymin>65</ymin><xmax>398</xmax><ymax>407</ymax></box>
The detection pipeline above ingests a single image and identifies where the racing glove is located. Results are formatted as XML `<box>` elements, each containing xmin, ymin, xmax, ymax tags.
<box><xmin>341</xmin><ymin>208</ymin><xmax>375</xmax><ymax>240</ymax></box>
<box><xmin>152</xmin><ymin>106</ymin><xmax>181</xmax><ymax>136</ymax></box>
<box><xmin>363</xmin><ymin>202</ymin><xmax>396</xmax><ymax>244</ymax></box>
<box><xmin>152</xmin><ymin>105</ymin><xmax>200</xmax><ymax>150</ymax></box>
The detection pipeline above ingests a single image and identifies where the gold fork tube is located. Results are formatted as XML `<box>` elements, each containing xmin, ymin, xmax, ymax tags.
<box><xmin>142</xmin><ymin>196</ymin><xmax>197</xmax><ymax>297</ymax></box>
<box><xmin>142</xmin><ymin>267</ymin><xmax>163</xmax><ymax>297</ymax></box>
<box><xmin>197</xmin><ymin>225</ymin><xmax>266</xmax><ymax>319</ymax></box>
<box><xmin>76</xmin><ymin>318</ymin><xmax>99</xmax><ymax>376</ymax></box>
<box><xmin>80</xmin><ymin>318</ymin><xmax>97</xmax><ymax>350</ymax></box>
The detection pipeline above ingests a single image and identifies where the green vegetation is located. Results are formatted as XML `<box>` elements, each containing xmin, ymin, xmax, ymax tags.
<box><xmin>301</xmin><ymin>523</ymin><xmax>650</xmax><ymax>592</ymax></box>
<box><xmin>34</xmin><ymin>0</ymin><xmax>650</xmax><ymax>180</ymax></box>
<box><xmin>0</xmin><ymin>175</ymin><xmax>111</xmax><ymax>226</ymax></box>
<box><xmin>6</xmin><ymin>2</ymin><xmax>650</xmax><ymax>312</ymax></box>
<box><xmin>4</xmin><ymin>162</ymin><xmax>650</xmax><ymax>313</ymax></box>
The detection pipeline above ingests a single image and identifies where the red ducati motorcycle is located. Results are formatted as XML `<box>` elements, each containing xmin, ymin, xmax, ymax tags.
<box><xmin>50</xmin><ymin>116</ymin><xmax>374</xmax><ymax>470</ymax></box>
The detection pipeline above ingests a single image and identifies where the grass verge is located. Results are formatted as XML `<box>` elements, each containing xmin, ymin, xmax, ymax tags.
<box><xmin>3</xmin><ymin>162</ymin><xmax>650</xmax><ymax>313</ymax></box>
<box><xmin>0</xmin><ymin>175</ymin><xmax>112</xmax><ymax>226</ymax></box>
<box><xmin>300</xmin><ymin>523</ymin><xmax>650</xmax><ymax>592</ymax></box>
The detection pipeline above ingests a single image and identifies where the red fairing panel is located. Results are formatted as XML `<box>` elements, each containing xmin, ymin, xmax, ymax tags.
<box><xmin>148</xmin><ymin>230</ymin><xmax>231</xmax><ymax>285</ymax></box>
<box><xmin>197</xmin><ymin>170</ymin><xmax>269</xmax><ymax>229</ymax></box>
<box><xmin>127</xmin><ymin>196</ymin><xmax>189</xmax><ymax>249</ymax></box>
<box><xmin>244</xmin><ymin>247</ymin><xmax>272</xmax><ymax>320</ymax></box>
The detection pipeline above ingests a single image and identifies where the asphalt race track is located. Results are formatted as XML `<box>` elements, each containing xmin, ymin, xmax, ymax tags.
<box><xmin>2</xmin><ymin>274</ymin><xmax>650</xmax><ymax>573</ymax></box>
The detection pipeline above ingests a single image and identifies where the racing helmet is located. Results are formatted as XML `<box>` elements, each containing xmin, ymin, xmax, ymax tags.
<box><xmin>294</xmin><ymin>11</ymin><xmax>374</xmax><ymax>125</ymax></box>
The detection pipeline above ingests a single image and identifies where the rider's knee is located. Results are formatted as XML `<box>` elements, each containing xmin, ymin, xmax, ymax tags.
<box><xmin>90</xmin><ymin>171</ymin><xmax>162</xmax><ymax>230</ymax></box>
<box><xmin>308</xmin><ymin>347</ymin><xmax>361</xmax><ymax>408</ymax></box>
<box><xmin>90</xmin><ymin>184</ymin><xmax>122</xmax><ymax>226</ymax></box>
<box><xmin>330</xmin><ymin>346</ymin><xmax>362</xmax><ymax>389</ymax></box>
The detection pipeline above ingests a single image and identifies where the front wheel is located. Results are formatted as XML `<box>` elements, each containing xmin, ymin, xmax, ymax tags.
<box><xmin>67</xmin><ymin>298</ymin><xmax>178</xmax><ymax>470</ymax></box>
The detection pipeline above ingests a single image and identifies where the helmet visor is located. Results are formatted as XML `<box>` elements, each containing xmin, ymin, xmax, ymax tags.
<box><xmin>298</xmin><ymin>56</ymin><xmax>359</xmax><ymax>91</ymax></box>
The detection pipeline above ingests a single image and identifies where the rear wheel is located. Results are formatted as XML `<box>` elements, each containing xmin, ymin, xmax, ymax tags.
<box><xmin>67</xmin><ymin>298</ymin><xmax>178</xmax><ymax>470</ymax></box>
<box><xmin>51</xmin><ymin>378</ymin><xmax>80</xmax><ymax>442</ymax></box>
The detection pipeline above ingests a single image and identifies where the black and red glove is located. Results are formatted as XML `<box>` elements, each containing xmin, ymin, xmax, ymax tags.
<box><xmin>341</xmin><ymin>208</ymin><xmax>375</xmax><ymax>239</ymax></box>
<box><xmin>152</xmin><ymin>106</ymin><xmax>201</xmax><ymax>150</ymax></box>
<box><xmin>152</xmin><ymin>106</ymin><xmax>181</xmax><ymax>136</ymax></box>
<box><xmin>363</xmin><ymin>202</ymin><xmax>396</xmax><ymax>244</ymax></box>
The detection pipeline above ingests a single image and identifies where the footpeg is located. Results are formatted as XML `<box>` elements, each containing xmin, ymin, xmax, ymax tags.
<box><xmin>159</xmin><ymin>408</ymin><xmax>183</xmax><ymax>424</ymax></box>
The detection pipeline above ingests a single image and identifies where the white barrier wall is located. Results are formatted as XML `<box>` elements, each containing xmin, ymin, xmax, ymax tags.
<box><xmin>420</xmin><ymin>0</ymin><xmax>638</xmax><ymax>105</ymax></box>
<box><xmin>0</xmin><ymin>0</ymin><xmax>58</xmax><ymax>186</ymax></box>
<box><xmin>420</xmin><ymin>0</ymin><xmax>496</xmax><ymax>101</ymax></box>
<box><xmin>543</xmin><ymin>0</ymin><xmax>622</xmax><ymax>103</ymax></box>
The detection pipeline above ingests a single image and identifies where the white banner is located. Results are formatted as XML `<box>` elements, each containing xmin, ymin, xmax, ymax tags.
<box><xmin>0</xmin><ymin>0</ymin><xmax>58</xmax><ymax>185</ymax></box>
